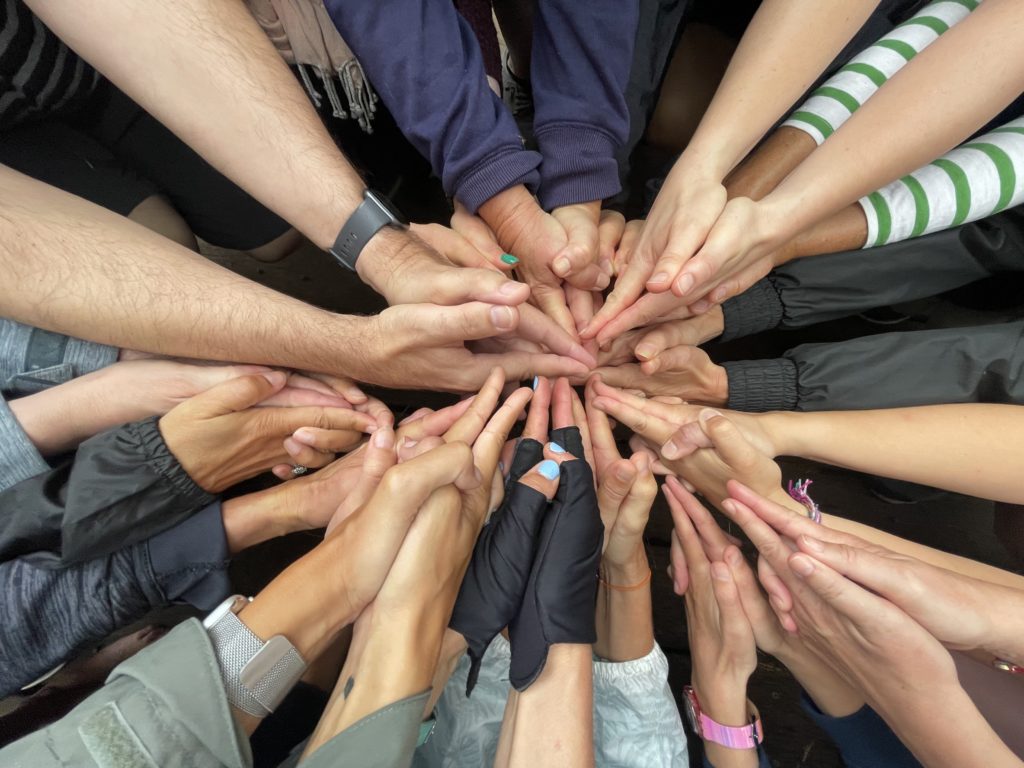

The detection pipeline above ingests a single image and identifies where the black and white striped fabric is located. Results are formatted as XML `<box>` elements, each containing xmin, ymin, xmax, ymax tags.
<box><xmin>0</xmin><ymin>0</ymin><xmax>101</xmax><ymax>131</ymax></box>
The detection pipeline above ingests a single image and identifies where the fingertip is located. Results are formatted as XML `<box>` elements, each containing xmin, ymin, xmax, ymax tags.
<box><xmin>789</xmin><ymin>553</ymin><xmax>816</xmax><ymax>578</ymax></box>
<box><xmin>260</xmin><ymin>370</ymin><xmax>288</xmax><ymax>388</ymax></box>
<box><xmin>372</xmin><ymin>426</ymin><xmax>395</xmax><ymax>449</ymax></box>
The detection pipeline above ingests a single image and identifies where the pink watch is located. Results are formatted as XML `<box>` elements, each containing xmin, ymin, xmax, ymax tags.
<box><xmin>683</xmin><ymin>686</ymin><xmax>764</xmax><ymax>750</ymax></box>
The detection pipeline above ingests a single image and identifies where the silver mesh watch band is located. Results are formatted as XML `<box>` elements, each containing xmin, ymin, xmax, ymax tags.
<box><xmin>203</xmin><ymin>595</ymin><xmax>307</xmax><ymax>717</ymax></box>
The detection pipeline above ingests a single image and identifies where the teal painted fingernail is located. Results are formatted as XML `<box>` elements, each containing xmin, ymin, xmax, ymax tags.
<box><xmin>549</xmin><ymin>442</ymin><xmax>565</xmax><ymax>454</ymax></box>
<box><xmin>538</xmin><ymin>460</ymin><xmax>561</xmax><ymax>480</ymax></box>
<box><xmin>532</xmin><ymin>376</ymin><xmax>540</xmax><ymax>390</ymax></box>
<box><xmin>501</xmin><ymin>253</ymin><xmax>520</xmax><ymax>265</ymax></box>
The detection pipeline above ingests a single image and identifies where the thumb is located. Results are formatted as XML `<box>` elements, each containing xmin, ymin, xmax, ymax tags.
<box><xmin>409</xmin><ymin>302</ymin><xmax>521</xmax><ymax>345</ymax></box>
<box><xmin>185</xmin><ymin>371</ymin><xmax>288</xmax><ymax>417</ymax></box>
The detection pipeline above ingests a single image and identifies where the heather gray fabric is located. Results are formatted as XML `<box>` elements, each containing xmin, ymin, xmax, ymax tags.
<box><xmin>725</xmin><ymin>321</ymin><xmax>1024</xmax><ymax>412</ymax></box>
<box><xmin>0</xmin><ymin>502</ymin><xmax>229</xmax><ymax>697</ymax></box>
<box><xmin>0</xmin><ymin>319</ymin><xmax>117</xmax><ymax>491</ymax></box>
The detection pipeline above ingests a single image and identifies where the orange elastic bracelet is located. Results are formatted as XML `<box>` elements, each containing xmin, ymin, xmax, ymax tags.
<box><xmin>599</xmin><ymin>569</ymin><xmax>653</xmax><ymax>591</ymax></box>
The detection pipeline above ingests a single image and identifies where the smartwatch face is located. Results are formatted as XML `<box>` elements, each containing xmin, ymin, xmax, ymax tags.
<box><xmin>366</xmin><ymin>189</ymin><xmax>408</xmax><ymax>226</ymax></box>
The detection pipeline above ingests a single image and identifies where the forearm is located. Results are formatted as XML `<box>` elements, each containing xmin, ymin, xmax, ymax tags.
<box><xmin>765</xmin><ymin>0</ymin><xmax>1024</xmax><ymax>241</ymax></box>
<box><xmin>723</xmin><ymin>127</ymin><xmax>818</xmax><ymax>202</ymax></box>
<box><xmin>0</xmin><ymin>168</ymin><xmax>366</xmax><ymax>377</ymax></box>
<box><xmin>683</xmin><ymin>0</ymin><xmax>880</xmax><ymax>178</ymax></box>
<box><xmin>595</xmin><ymin>551</ymin><xmax>654</xmax><ymax>662</ymax></box>
<box><xmin>498</xmin><ymin>644</ymin><xmax>594</xmax><ymax>768</ymax></box>
<box><xmin>765</xmin><ymin>405</ymin><xmax>1024</xmax><ymax>504</ymax></box>
<box><xmin>26</xmin><ymin>0</ymin><xmax>363</xmax><ymax>249</ymax></box>
<box><xmin>303</xmin><ymin>606</ymin><xmax>442</xmax><ymax>754</ymax></box>
<box><xmin>873</xmin><ymin>682</ymin><xmax>1022</xmax><ymax>768</ymax></box>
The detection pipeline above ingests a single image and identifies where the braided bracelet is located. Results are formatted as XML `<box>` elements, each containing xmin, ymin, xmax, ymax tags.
<box><xmin>599</xmin><ymin>569</ymin><xmax>653</xmax><ymax>591</ymax></box>
<box><xmin>787</xmin><ymin>479</ymin><xmax>822</xmax><ymax>524</ymax></box>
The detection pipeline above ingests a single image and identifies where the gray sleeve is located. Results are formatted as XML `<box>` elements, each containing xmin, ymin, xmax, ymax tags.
<box><xmin>0</xmin><ymin>393</ymin><xmax>50</xmax><ymax>492</ymax></box>
<box><xmin>1</xmin><ymin>319</ymin><xmax>117</xmax><ymax>395</ymax></box>
<box><xmin>0</xmin><ymin>503</ymin><xmax>231</xmax><ymax>697</ymax></box>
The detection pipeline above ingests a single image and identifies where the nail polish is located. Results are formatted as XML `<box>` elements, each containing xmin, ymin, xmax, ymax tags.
<box><xmin>549</xmin><ymin>442</ymin><xmax>565</xmax><ymax>454</ymax></box>
<box><xmin>500</xmin><ymin>253</ymin><xmax>520</xmax><ymax>265</ymax></box>
<box><xmin>532</xmin><ymin>376</ymin><xmax>540</xmax><ymax>390</ymax></box>
<box><xmin>538</xmin><ymin>460</ymin><xmax>561</xmax><ymax>480</ymax></box>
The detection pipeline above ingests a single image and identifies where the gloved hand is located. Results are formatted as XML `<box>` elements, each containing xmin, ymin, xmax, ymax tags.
<box><xmin>509</xmin><ymin>425</ymin><xmax>603</xmax><ymax>690</ymax></box>
<box><xmin>449</xmin><ymin>438</ymin><xmax>554</xmax><ymax>695</ymax></box>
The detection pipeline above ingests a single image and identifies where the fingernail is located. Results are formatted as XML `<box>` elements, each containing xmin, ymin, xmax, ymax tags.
<box><xmin>490</xmin><ymin>305</ymin><xmax>516</xmax><ymax>331</ymax></box>
<box><xmin>498</xmin><ymin>461</ymin><xmax>505</xmax><ymax>475</ymax></box>
<box><xmin>725</xmin><ymin>547</ymin><xmax>742</xmax><ymax>566</ymax></box>
<box><xmin>600</xmin><ymin>259</ymin><xmax>613</xmax><ymax>275</ymax></box>
<box><xmin>402</xmin><ymin>437</ymin><xmax>419</xmax><ymax>451</ymax></box>
<box><xmin>614</xmin><ymin>464</ymin><xmax>633</xmax><ymax>482</ymax></box>
<box><xmin>711</xmin><ymin>562</ymin><xmax>732</xmax><ymax>582</ymax></box>
<box><xmin>661</xmin><ymin>437</ymin><xmax>683</xmax><ymax>460</ymax></box>
<box><xmin>538</xmin><ymin>460</ymin><xmax>561</xmax><ymax>480</ymax></box>
<box><xmin>649</xmin><ymin>272</ymin><xmax>669</xmax><ymax>286</ymax></box>
<box><xmin>261</xmin><ymin>370</ymin><xmax>288</xmax><ymax>386</ymax></box>
<box><xmin>801</xmin><ymin>535</ymin><xmax>824</xmax><ymax>553</ymax></box>
<box><xmin>292</xmin><ymin>429</ymin><xmax>316</xmax><ymax>446</ymax></box>
<box><xmin>532</xmin><ymin>375</ymin><xmax>540</xmax><ymax>390</ymax></box>
<box><xmin>372</xmin><ymin>427</ymin><xmax>394</xmax><ymax>448</ymax></box>
<box><xmin>284</xmin><ymin>438</ymin><xmax>302</xmax><ymax>457</ymax></box>
<box><xmin>500</xmin><ymin>253</ymin><xmax>520</xmax><ymax>266</ymax></box>
<box><xmin>635</xmin><ymin>344</ymin><xmax>656</xmax><ymax>361</ymax></box>
<box><xmin>554</xmin><ymin>257</ymin><xmax>571</xmax><ymax>276</ymax></box>
<box><xmin>790</xmin><ymin>554</ymin><xmax>815</xmax><ymax>577</ymax></box>
<box><xmin>698</xmin><ymin>408</ymin><xmax>722</xmax><ymax>423</ymax></box>
<box><xmin>499</xmin><ymin>281</ymin><xmax>523</xmax><ymax>296</ymax></box>
<box><xmin>596</xmin><ymin>273</ymin><xmax>611</xmax><ymax>290</ymax></box>
<box><xmin>675</xmin><ymin>274</ymin><xmax>694</xmax><ymax>294</ymax></box>
<box><xmin>549</xmin><ymin>442</ymin><xmax>566</xmax><ymax>454</ymax></box>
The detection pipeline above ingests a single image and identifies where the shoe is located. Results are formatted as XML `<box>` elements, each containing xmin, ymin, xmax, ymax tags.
<box><xmin>502</xmin><ymin>54</ymin><xmax>534</xmax><ymax>120</ymax></box>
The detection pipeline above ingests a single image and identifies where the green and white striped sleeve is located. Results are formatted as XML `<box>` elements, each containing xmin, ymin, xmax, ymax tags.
<box><xmin>859</xmin><ymin>117</ymin><xmax>1024</xmax><ymax>247</ymax></box>
<box><xmin>783</xmin><ymin>0</ymin><xmax>980</xmax><ymax>144</ymax></box>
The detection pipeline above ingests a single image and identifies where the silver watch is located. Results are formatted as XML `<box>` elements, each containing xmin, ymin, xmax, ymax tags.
<box><xmin>203</xmin><ymin>595</ymin><xmax>307</xmax><ymax>717</ymax></box>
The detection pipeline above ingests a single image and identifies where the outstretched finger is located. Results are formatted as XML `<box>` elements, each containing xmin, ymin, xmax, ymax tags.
<box><xmin>551</xmin><ymin>376</ymin><xmax>575</xmax><ymax>430</ymax></box>
<box><xmin>581</xmin><ymin>259</ymin><xmax>649</xmax><ymax>340</ymax></box>
<box><xmin>523</xmin><ymin>376</ymin><xmax>551</xmax><ymax>441</ymax></box>
<box><xmin>516</xmin><ymin>303</ymin><xmax>596</xmax><ymax>368</ymax></box>
<box><xmin>666</xmin><ymin>476</ymin><xmax>730</xmax><ymax>561</ymax></box>
<box><xmin>471</xmin><ymin>387</ymin><xmax>534</xmax><ymax>479</ymax></box>
<box><xmin>327</xmin><ymin>427</ymin><xmax>397</xmax><ymax>534</ymax></box>
<box><xmin>585</xmin><ymin>375</ymin><xmax>622</xmax><ymax>476</ymax></box>
<box><xmin>445</xmin><ymin>367</ymin><xmax>506</xmax><ymax>445</ymax></box>
<box><xmin>709</xmin><ymin>561</ymin><xmax>756</xmax><ymax>651</ymax></box>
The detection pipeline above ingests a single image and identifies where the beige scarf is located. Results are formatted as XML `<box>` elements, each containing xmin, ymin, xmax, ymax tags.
<box><xmin>246</xmin><ymin>0</ymin><xmax>378</xmax><ymax>132</ymax></box>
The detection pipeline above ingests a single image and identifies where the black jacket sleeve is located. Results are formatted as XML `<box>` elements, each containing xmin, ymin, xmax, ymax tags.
<box><xmin>0</xmin><ymin>417</ymin><xmax>214</xmax><ymax>566</ymax></box>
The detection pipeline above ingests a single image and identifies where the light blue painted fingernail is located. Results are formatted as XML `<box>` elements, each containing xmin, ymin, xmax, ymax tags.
<box><xmin>532</xmin><ymin>376</ymin><xmax>540</xmax><ymax>390</ymax></box>
<box><xmin>538</xmin><ymin>460</ymin><xmax>560</xmax><ymax>481</ymax></box>
<box><xmin>549</xmin><ymin>442</ymin><xmax>565</xmax><ymax>454</ymax></box>
<box><xmin>498</xmin><ymin>461</ymin><xmax>506</xmax><ymax>475</ymax></box>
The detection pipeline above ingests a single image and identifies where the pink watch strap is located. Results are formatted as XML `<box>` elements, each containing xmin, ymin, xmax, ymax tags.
<box><xmin>684</xmin><ymin>686</ymin><xmax>764</xmax><ymax>750</ymax></box>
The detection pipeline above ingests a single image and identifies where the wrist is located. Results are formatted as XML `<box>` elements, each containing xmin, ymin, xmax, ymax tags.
<box><xmin>600</xmin><ymin>550</ymin><xmax>651</xmax><ymax>587</ymax></box>
<box><xmin>353</xmin><ymin>225</ymin><xmax>416</xmax><ymax>294</ymax></box>
<box><xmin>477</xmin><ymin>185</ymin><xmax>539</xmax><ymax>250</ymax></box>
<box><xmin>692</xmin><ymin>680</ymin><xmax>752</xmax><ymax>727</ymax></box>
<box><xmin>221</xmin><ymin>491</ymin><xmax>300</xmax><ymax>556</ymax></box>
<box><xmin>310</xmin><ymin>184</ymin><xmax>364</xmax><ymax>251</ymax></box>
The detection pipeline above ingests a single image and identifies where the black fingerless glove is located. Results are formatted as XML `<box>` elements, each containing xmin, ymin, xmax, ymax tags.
<box><xmin>449</xmin><ymin>438</ymin><xmax>548</xmax><ymax>695</ymax></box>
<box><xmin>508</xmin><ymin>427</ymin><xmax>603</xmax><ymax>691</ymax></box>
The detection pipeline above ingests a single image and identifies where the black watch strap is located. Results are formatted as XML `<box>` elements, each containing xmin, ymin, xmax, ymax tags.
<box><xmin>329</xmin><ymin>189</ymin><xmax>408</xmax><ymax>271</ymax></box>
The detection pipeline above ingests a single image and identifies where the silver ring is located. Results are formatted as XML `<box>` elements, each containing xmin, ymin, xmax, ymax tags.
<box><xmin>291</xmin><ymin>465</ymin><xmax>309</xmax><ymax>477</ymax></box>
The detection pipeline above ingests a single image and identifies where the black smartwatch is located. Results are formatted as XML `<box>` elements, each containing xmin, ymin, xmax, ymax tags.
<box><xmin>329</xmin><ymin>189</ymin><xmax>409</xmax><ymax>271</ymax></box>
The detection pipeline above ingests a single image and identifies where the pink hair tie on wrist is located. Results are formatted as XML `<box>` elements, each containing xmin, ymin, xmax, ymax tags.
<box><xmin>788</xmin><ymin>479</ymin><xmax>822</xmax><ymax>524</ymax></box>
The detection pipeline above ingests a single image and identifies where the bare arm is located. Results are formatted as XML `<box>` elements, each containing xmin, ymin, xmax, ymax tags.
<box><xmin>762</xmin><ymin>404</ymin><xmax>1024</xmax><ymax>505</ymax></box>
<box><xmin>495</xmin><ymin>644</ymin><xmax>595</xmax><ymax>768</ymax></box>
<box><xmin>0</xmin><ymin>167</ymin><xmax>362</xmax><ymax>374</ymax></box>
<box><xmin>763</xmin><ymin>0</ymin><xmax>1024</xmax><ymax>244</ymax></box>
<box><xmin>25</xmin><ymin>0</ymin><xmax>361</xmax><ymax>250</ymax></box>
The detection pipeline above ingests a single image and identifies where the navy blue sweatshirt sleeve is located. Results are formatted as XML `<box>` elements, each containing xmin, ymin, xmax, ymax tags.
<box><xmin>800</xmin><ymin>692</ymin><xmax>922</xmax><ymax>768</ymax></box>
<box><xmin>530</xmin><ymin>0</ymin><xmax>639</xmax><ymax>210</ymax></box>
<box><xmin>324</xmin><ymin>0</ymin><xmax>540</xmax><ymax>213</ymax></box>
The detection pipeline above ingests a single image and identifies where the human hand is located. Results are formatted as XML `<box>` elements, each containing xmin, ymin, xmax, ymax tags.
<box><xmin>592</xmin><ymin>345</ymin><xmax>728</xmax><ymax>404</ymax></box>
<box><xmin>354</xmin><ymin>302</ymin><xmax>591</xmax><ymax>391</ymax></box>
<box><xmin>159</xmin><ymin>372</ymin><xmax>376</xmax><ymax>491</ymax></box>
<box><xmin>718</xmin><ymin>482</ymin><xmax>964</xmax><ymax>712</ymax></box>
<box><xmin>731</xmin><ymin>482</ymin><xmax>1024</xmax><ymax>662</ymax></box>
<box><xmin>666</xmin><ymin>481</ymin><xmax>758</xmax><ymax>729</ymax></box>
<box><xmin>583</xmin><ymin>377</ymin><xmax>656</xmax><ymax>580</ymax></box>
<box><xmin>479</xmin><ymin>186</ymin><xmax>610</xmax><ymax>334</ymax></box>
<box><xmin>583</xmin><ymin>162</ymin><xmax>727</xmax><ymax>339</ymax></box>
<box><xmin>669</xmin><ymin>196</ymin><xmax>784</xmax><ymax>310</ymax></box>
<box><xmin>595</xmin><ymin>304</ymin><xmax>724</xmax><ymax>365</ymax></box>
<box><xmin>412</xmin><ymin>219</ymin><xmax>512</xmax><ymax>273</ymax></box>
